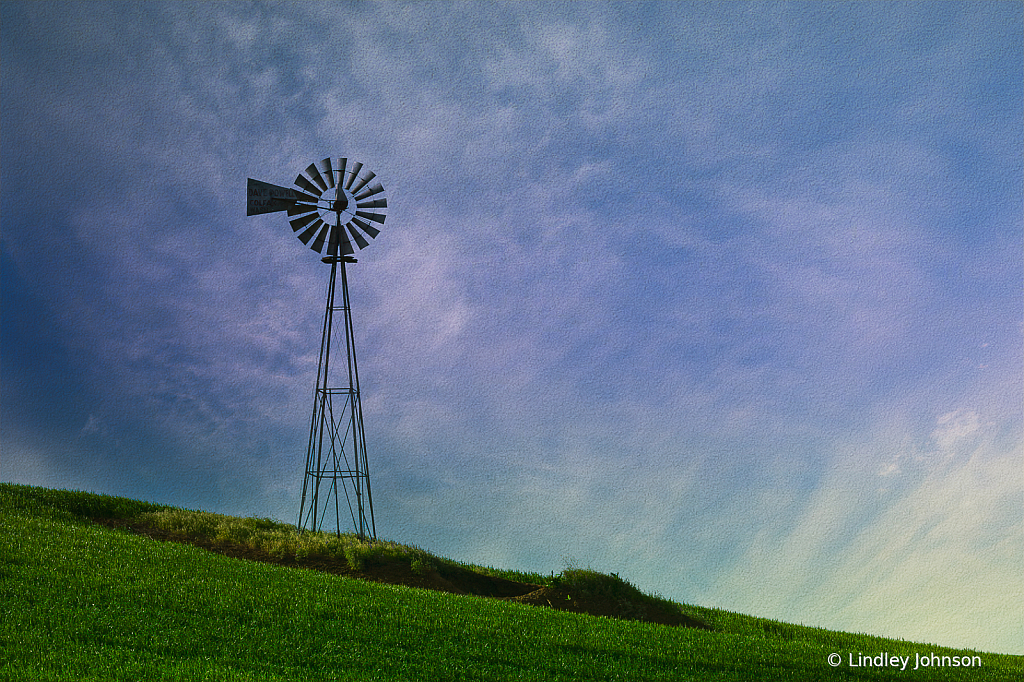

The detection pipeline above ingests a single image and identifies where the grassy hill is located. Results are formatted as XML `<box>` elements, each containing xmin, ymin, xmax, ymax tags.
<box><xmin>1</xmin><ymin>483</ymin><xmax>1020</xmax><ymax>681</ymax></box>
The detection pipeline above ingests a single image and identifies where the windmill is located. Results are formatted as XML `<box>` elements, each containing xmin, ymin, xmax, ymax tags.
<box><xmin>247</xmin><ymin>158</ymin><xmax>386</xmax><ymax>539</ymax></box>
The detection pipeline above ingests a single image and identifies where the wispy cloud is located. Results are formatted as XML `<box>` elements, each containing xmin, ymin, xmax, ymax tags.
<box><xmin>702</xmin><ymin>405</ymin><xmax>1021</xmax><ymax>653</ymax></box>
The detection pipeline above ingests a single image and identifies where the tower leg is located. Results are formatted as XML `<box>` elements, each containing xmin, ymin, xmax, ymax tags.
<box><xmin>298</xmin><ymin>257</ymin><xmax>376</xmax><ymax>539</ymax></box>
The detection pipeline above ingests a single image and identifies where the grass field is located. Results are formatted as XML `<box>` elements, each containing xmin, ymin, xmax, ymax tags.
<box><xmin>1</xmin><ymin>483</ymin><xmax>1020</xmax><ymax>681</ymax></box>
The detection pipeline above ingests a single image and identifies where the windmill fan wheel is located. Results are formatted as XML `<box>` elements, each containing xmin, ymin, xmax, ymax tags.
<box><xmin>286</xmin><ymin>158</ymin><xmax>387</xmax><ymax>256</ymax></box>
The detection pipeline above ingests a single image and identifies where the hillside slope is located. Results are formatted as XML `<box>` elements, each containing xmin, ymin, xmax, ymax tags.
<box><xmin>2</xmin><ymin>483</ymin><xmax>1020</xmax><ymax>681</ymax></box>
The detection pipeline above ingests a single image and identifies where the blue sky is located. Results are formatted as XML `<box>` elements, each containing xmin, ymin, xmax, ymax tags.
<box><xmin>2</xmin><ymin>1</ymin><xmax>1021</xmax><ymax>655</ymax></box>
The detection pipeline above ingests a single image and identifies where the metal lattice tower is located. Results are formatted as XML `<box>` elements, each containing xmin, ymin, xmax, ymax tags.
<box><xmin>247</xmin><ymin>157</ymin><xmax>386</xmax><ymax>538</ymax></box>
<box><xmin>300</xmin><ymin>253</ymin><xmax>374</xmax><ymax>538</ymax></box>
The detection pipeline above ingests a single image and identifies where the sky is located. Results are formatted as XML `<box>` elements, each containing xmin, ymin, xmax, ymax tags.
<box><xmin>1</xmin><ymin>0</ymin><xmax>1021</xmax><ymax>655</ymax></box>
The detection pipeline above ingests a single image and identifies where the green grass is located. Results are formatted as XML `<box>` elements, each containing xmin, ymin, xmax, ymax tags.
<box><xmin>1</xmin><ymin>483</ymin><xmax>1020</xmax><ymax>681</ymax></box>
<box><xmin>130</xmin><ymin>506</ymin><xmax>441</xmax><ymax>573</ymax></box>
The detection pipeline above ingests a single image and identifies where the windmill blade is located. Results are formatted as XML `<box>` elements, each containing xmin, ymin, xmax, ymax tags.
<box><xmin>309</xmin><ymin>223</ymin><xmax>332</xmax><ymax>253</ymax></box>
<box><xmin>349</xmin><ymin>171</ymin><xmax>376</xmax><ymax>196</ymax></box>
<box><xmin>354</xmin><ymin>182</ymin><xmax>384</xmax><ymax>201</ymax></box>
<box><xmin>350</xmin><ymin>216</ymin><xmax>380</xmax><ymax>239</ymax></box>
<box><xmin>320</xmin><ymin>158</ymin><xmax>335</xmax><ymax>188</ymax></box>
<box><xmin>356</xmin><ymin>197</ymin><xmax>387</xmax><ymax>210</ymax></box>
<box><xmin>306</xmin><ymin>163</ymin><xmax>328</xmax><ymax>192</ymax></box>
<box><xmin>345</xmin><ymin>162</ymin><xmax>364</xmax><ymax>190</ymax></box>
<box><xmin>328</xmin><ymin>225</ymin><xmax>356</xmax><ymax>255</ymax></box>
<box><xmin>295</xmin><ymin>174</ymin><xmax>323</xmax><ymax>197</ymax></box>
<box><xmin>290</xmin><ymin>211</ymin><xmax>320</xmax><ymax>232</ymax></box>
<box><xmin>335</xmin><ymin>158</ymin><xmax>348</xmax><ymax>189</ymax></box>
<box><xmin>339</xmin><ymin>229</ymin><xmax>355</xmax><ymax>255</ymax></box>
<box><xmin>346</xmin><ymin>223</ymin><xmax>370</xmax><ymax>250</ymax></box>
<box><xmin>296</xmin><ymin>218</ymin><xmax>324</xmax><ymax>245</ymax></box>
<box><xmin>325</xmin><ymin>225</ymin><xmax>339</xmax><ymax>256</ymax></box>
<box><xmin>355</xmin><ymin>210</ymin><xmax>385</xmax><ymax>225</ymax></box>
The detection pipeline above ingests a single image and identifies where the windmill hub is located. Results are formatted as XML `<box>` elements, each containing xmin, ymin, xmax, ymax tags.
<box><xmin>329</xmin><ymin>188</ymin><xmax>350</xmax><ymax>214</ymax></box>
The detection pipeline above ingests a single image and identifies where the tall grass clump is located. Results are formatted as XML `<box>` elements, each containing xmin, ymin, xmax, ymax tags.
<box><xmin>134</xmin><ymin>508</ymin><xmax>437</xmax><ymax>572</ymax></box>
<box><xmin>554</xmin><ymin>564</ymin><xmax>699</xmax><ymax>622</ymax></box>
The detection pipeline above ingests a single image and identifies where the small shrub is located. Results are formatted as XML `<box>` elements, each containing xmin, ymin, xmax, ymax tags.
<box><xmin>344</xmin><ymin>544</ymin><xmax>366</xmax><ymax>571</ymax></box>
<box><xmin>560</xmin><ymin>567</ymin><xmax>644</xmax><ymax>602</ymax></box>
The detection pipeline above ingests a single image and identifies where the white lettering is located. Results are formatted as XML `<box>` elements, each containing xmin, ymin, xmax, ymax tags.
<box><xmin>913</xmin><ymin>653</ymin><xmax>982</xmax><ymax>669</ymax></box>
